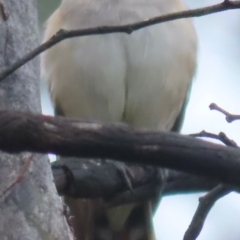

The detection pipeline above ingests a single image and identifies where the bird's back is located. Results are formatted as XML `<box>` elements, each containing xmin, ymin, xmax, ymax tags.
<box><xmin>41</xmin><ymin>0</ymin><xmax>197</xmax><ymax>130</ymax></box>
<box><xmin>41</xmin><ymin>0</ymin><xmax>197</xmax><ymax>239</ymax></box>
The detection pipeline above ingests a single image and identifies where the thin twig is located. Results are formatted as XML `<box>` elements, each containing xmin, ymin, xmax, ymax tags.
<box><xmin>0</xmin><ymin>2</ymin><xmax>8</xmax><ymax>21</ymax></box>
<box><xmin>0</xmin><ymin>0</ymin><xmax>240</xmax><ymax>80</ymax></box>
<box><xmin>190</xmin><ymin>130</ymin><xmax>238</xmax><ymax>147</ymax></box>
<box><xmin>0</xmin><ymin>154</ymin><xmax>33</xmax><ymax>200</ymax></box>
<box><xmin>209</xmin><ymin>103</ymin><xmax>240</xmax><ymax>123</ymax></box>
<box><xmin>185</xmin><ymin>129</ymin><xmax>238</xmax><ymax>240</ymax></box>
<box><xmin>183</xmin><ymin>185</ymin><xmax>231</xmax><ymax>240</ymax></box>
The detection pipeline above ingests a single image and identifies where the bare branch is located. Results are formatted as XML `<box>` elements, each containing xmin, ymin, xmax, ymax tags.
<box><xmin>210</xmin><ymin>103</ymin><xmax>240</xmax><ymax>123</ymax></box>
<box><xmin>0</xmin><ymin>3</ymin><xmax>8</xmax><ymax>21</ymax></box>
<box><xmin>0</xmin><ymin>0</ymin><xmax>240</xmax><ymax>80</ymax></box>
<box><xmin>106</xmin><ymin>173</ymin><xmax>222</xmax><ymax>208</ymax></box>
<box><xmin>184</xmin><ymin>130</ymin><xmax>238</xmax><ymax>240</ymax></box>
<box><xmin>183</xmin><ymin>185</ymin><xmax>231</xmax><ymax>240</ymax></box>
<box><xmin>52</xmin><ymin>159</ymin><xmax>221</xmax><ymax>206</ymax></box>
<box><xmin>1</xmin><ymin>110</ymin><xmax>240</xmax><ymax>187</ymax></box>
<box><xmin>190</xmin><ymin>130</ymin><xmax>238</xmax><ymax>147</ymax></box>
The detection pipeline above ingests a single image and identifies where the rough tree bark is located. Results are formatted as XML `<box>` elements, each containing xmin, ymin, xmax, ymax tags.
<box><xmin>0</xmin><ymin>1</ymin><xmax>72</xmax><ymax>239</ymax></box>
<box><xmin>0</xmin><ymin>111</ymin><xmax>240</xmax><ymax>187</ymax></box>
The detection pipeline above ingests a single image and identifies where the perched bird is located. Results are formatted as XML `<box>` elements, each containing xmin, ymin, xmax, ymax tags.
<box><xmin>41</xmin><ymin>0</ymin><xmax>197</xmax><ymax>239</ymax></box>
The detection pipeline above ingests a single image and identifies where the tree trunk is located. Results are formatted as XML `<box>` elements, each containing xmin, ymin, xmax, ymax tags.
<box><xmin>0</xmin><ymin>1</ymin><xmax>72</xmax><ymax>239</ymax></box>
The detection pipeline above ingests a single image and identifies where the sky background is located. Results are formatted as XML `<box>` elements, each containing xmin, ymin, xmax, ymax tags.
<box><xmin>38</xmin><ymin>1</ymin><xmax>240</xmax><ymax>239</ymax></box>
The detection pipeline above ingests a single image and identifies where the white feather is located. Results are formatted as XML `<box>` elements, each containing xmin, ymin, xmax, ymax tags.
<box><xmin>40</xmin><ymin>0</ymin><xmax>197</xmax><ymax>235</ymax></box>
<box><xmin>41</xmin><ymin>0</ymin><xmax>197</xmax><ymax>130</ymax></box>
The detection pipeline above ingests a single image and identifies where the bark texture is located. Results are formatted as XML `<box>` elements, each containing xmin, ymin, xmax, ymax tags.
<box><xmin>0</xmin><ymin>1</ymin><xmax>72</xmax><ymax>239</ymax></box>
<box><xmin>0</xmin><ymin>111</ymin><xmax>239</xmax><ymax>187</ymax></box>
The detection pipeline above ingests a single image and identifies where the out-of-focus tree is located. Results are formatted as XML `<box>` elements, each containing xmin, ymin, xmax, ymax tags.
<box><xmin>0</xmin><ymin>1</ymin><xmax>72</xmax><ymax>239</ymax></box>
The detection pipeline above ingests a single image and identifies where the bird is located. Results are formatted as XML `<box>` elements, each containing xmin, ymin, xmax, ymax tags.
<box><xmin>41</xmin><ymin>0</ymin><xmax>197</xmax><ymax>239</ymax></box>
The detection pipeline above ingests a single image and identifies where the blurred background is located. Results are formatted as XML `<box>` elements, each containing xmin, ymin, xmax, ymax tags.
<box><xmin>37</xmin><ymin>1</ymin><xmax>240</xmax><ymax>239</ymax></box>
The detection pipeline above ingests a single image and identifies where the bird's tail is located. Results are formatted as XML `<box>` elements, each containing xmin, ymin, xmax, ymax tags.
<box><xmin>106</xmin><ymin>202</ymin><xmax>156</xmax><ymax>240</ymax></box>
<box><xmin>65</xmin><ymin>197</ymin><xmax>156</xmax><ymax>240</ymax></box>
<box><xmin>64</xmin><ymin>197</ymin><xmax>98</xmax><ymax>240</ymax></box>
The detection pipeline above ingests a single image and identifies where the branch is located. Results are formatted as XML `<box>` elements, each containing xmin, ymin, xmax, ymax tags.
<box><xmin>0</xmin><ymin>2</ymin><xmax>8</xmax><ymax>21</ymax></box>
<box><xmin>184</xmin><ymin>130</ymin><xmax>237</xmax><ymax>240</ymax></box>
<box><xmin>190</xmin><ymin>130</ymin><xmax>238</xmax><ymax>147</ymax></box>
<box><xmin>52</xmin><ymin>159</ymin><xmax>160</xmax><ymax>202</ymax></box>
<box><xmin>104</xmin><ymin>173</ymin><xmax>222</xmax><ymax>208</ymax></box>
<box><xmin>183</xmin><ymin>185</ymin><xmax>231</xmax><ymax>240</ymax></box>
<box><xmin>1</xmin><ymin>0</ymin><xmax>240</xmax><ymax>80</ymax></box>
<box><xmin>52</xmin><ymin>159</ymin><xmax>220</xmax><ymax>206</ymax></box>
<box><xmin>210</xmin><ymin>103</ymin><xmax>240</xmax><ymax>123</ymax></box>
<box><xmin>50</xmin><ymin>130</ymin><xmax>234</xmax><ymax>207</ymax></box>
<box><xmin>1</xmin><ymin>110</ymin><xmax>240</xmax><ymax>187</ymax></box>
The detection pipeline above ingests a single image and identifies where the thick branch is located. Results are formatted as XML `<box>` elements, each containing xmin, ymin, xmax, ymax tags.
<box><xmin>52</xmin><ymin>158</ymin><xmax>220</xmax><ymax>206</ymax></box>
<box><xmin>52</xmin><ymin>159</ymin><xmax>161</xmax><ymax>202</ymax></box>
<box><xmin>1</xmin><ymin>110</ymin><xmax>240</xmax><ymax>187</ymax></box>
<box><xmin>0</xmin><ymin>0</ymin><xmax>240</xmax><ymax>80</ymax></box>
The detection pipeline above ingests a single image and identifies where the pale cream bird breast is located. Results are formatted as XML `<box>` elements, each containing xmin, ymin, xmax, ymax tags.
<box><xmin>41</xmin><ymin>0</ymin><xmax>197</xmax><ymax>131</ymax></box>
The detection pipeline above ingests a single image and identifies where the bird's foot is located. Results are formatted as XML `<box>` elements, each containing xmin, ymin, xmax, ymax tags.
<box><xmin>115</xmin><ymin>162</ymin><xmax>134</xmax><ymax>193</ymax></box>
